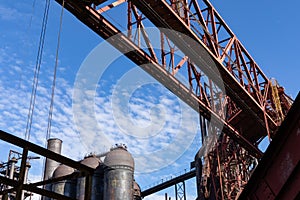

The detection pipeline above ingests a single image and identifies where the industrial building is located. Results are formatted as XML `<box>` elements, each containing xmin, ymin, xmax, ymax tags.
<box><xmin>0</xmin><ymin>0</ymin><xmax>299</xmax><ymax>199</ymax></box>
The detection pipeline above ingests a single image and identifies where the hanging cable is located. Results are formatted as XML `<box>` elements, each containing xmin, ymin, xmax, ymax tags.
<box><xmin>46</xmin><ymin>0</ymin><xmax>65</xmax><ymax>141</ymax></box>
<box><xmin>40</xmin><ymin>2</ymin><xmax>65</xmax><ymax>194</ymax></box>
<box><xmin>25</xmin><ymin>0</ymin><xmax>51</xmax><ymax>141</ymax></box>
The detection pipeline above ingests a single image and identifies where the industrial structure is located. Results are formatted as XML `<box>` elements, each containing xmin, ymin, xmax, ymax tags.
<box><xmin>0</xmin><ymin>138</ymin><xmax>142</xmax><ymax>200</ymax></box>
<box><xmin>0</xmin><ymin>150</ymin><xmax>38</xmax><ymax>199</ymax></box>
<box><xmin>0</xmin><ymin>0</ymin><xmax>299</xmax><ymax>199</ymax></box>
<box><xmin>41</xmin><ymin>142</ymin><xmax>141</xmax><ymax>200</ymax></box>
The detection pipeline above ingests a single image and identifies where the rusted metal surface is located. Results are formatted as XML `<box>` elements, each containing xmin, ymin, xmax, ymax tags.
<box><xmin>53</xmin><ymin>1</ymin><xmax>293</xmax><ymax>199</ymax></box>
<box><xmin>238</xmin><ymin>92</ymin><xmax>300</xmax><ymax>200</ymax></box>
<box><xmin>54</xmin><ymin>0</ymin><xmax>263</xmax><ymax>159</ymax></box>
<box><xmin>103</xmin><ymin>146</ymin><xmax>134</xmax><ymax>200</ymax></box>
<box><xmin>18</xmin><ymin>0</ymin><xmax>291</xmax><ymax>199</ymax></box>
<box><xmin>131</xmin><ymin>0</ymin><xmax>278</xmax><ymax>140</ymax></box>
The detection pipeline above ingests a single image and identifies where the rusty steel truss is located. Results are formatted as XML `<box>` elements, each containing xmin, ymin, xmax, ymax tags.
<box><xmin>0</xmin><ymin>0</ymin><xmax>288</xmax><ymax>199</ymax></box>
<box><xmin>53</xmin><ymin>0</ymin><xmax>293</xmax><ymax>199</ymax></box>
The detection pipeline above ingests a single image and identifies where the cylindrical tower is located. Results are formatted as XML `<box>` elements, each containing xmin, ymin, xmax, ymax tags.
<box><xmin>93</xmin><ymin>163</ymin><xmax>104</xmax><ymax>200</ymax></box>
<box><xmin>52</xmin><ymin>164</ymin><xmax>76</xmax><ymax>199</ymax></box>
<box><xmin>76</xmin><ymin>155</ymin><xmax>102</xmax><ymax>200</ymax></box>
<box><xmin>103</xmin><ymin>144</ymin><xmax>134</xmax><ymax>200</ymax></box>
<box><xmin>42</xmin><ymin>138</ymin><xmax>62</xmax><ymax>200</ymax></box>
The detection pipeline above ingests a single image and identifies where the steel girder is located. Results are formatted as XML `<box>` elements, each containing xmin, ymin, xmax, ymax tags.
<box><xmin>54</xmin><ymin>0</ymin><xmax>263</xmax><ymax>158</ymax></box>
<box><xmin>52</xmin><ymin>0</ymin><xmax>292</xmax><ymax>199</ymax></box>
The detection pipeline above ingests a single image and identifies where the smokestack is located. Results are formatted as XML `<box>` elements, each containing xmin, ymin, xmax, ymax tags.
<box><xmin>42</xmin><ymin>138</ymin><xmax>62</xmax><ymax>200</ymax></box>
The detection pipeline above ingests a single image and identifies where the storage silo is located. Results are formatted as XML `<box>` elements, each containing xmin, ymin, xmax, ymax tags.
<box><xmin>103</xmin><ymin>144</ymin><xmax>134</xmax><ymax>200</ymax></box>
<box><xmin>52</xmin><ymin>164</ymin><xmax>76</xmax><ymax>199</ymax></box>
<box><xmin>76</xmin><ymin>155</ymin><xmax>103</xmax><ymax>200</ymax></box>
<box><xmin>93</xmin><ymin>163</ymin><xmax>104</xmax><ymax>200</ymax></box>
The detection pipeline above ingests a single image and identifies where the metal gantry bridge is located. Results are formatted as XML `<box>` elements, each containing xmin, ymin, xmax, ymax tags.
<box><xmin>0</xmin><ymin>0</ymin><xmax>293</xmax><ymax>199</ymax></box>
<box><xmin>53</xmin><ymin>0</ymin><xmax>292</xmax><ymax>198</ymax></box>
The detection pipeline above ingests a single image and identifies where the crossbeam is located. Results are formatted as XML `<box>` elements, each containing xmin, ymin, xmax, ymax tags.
<box><xmin>141</xmin><ymin>170</ymin><xmax>196</xmax><ymax>197</ymax></box>
<box><xmin>0</xmin><ymin>130</ymin><xmax>94</xmax><ymax>174</ymax></box>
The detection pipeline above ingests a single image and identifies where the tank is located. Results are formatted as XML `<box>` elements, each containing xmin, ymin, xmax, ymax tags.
<box><xmin>52</xmin><ymin>164</ymin><xmax>76</xmax><ymax>199</ymax></box>
<box><xmin>133</xmin><ymin>181</ymin><xmax>142</xmax><ymax>200</ymax></box>
<box><xmin>76</xmin><ymin>155</ymin><xmax>103</xmax><ymax>200</ymax></box>
<box><xmin>93</xmin><ymin>163</ymin><xmax>104</xmax><ymax>200</ymax></box>
<box><xmin>43</xmin><ymin>138</ymin><xmax>62</xmax><ymax>200</ymax></box>
<box><xmin>103</xmin><ymin>144</ymin><xmax>134</xmax><ymax>200</ymax></box>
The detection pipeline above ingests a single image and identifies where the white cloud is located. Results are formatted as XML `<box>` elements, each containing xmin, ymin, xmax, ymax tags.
<box><xmin>0</xmin><ymin>5</ymin><xmax>20</xmax><ymax>21</ymax></box>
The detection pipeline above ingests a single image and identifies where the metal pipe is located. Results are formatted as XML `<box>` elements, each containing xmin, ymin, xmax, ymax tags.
<box><xmin>95</xmin><ymin>151</ymin><xmax>109</xmax><ymax>158</ymax></box>
<box><xmin>9</xmin><ymin>157</ymin><xmax>17</xmax><ymax>180</ymax></box>
<box><xmin>7</xmin><ymin>156</ymin><xmax>17</xmax><ymax>198</ymax></box>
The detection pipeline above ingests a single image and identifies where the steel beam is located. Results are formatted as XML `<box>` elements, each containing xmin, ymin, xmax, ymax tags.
<box><xmin>0</xmin><ymin>130</ymin><xmax>95</xmax><ymax>199</ymax></box>
<box><xmin>141</xmin><ymin>170</ymin><xmax>196</xmax><ymax>197</ymax></box>
<box><xmin>0</xmin><ymin>176</ymin><xmax>76</xmax><ymax>200</ymax></box>
<box><xmin>0</xmin><ymin>130</ymin><xmax>94</xmax><ymax>174</ymax></box>
<box><xmin>238</xmin><ymin>92</ymin><xmax>300</xmax><ymax>200</ymax></box>
<box><xmin>28</xmin><ymin>171</ymin><xmax>83</xmax><ymax>187</ymax></box>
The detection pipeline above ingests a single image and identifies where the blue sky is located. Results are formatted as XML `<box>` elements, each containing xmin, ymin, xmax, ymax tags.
<box><xmin>0</xmin><ymin>0</ymin><xmax>299</xmax><ymax>199</ymax></box>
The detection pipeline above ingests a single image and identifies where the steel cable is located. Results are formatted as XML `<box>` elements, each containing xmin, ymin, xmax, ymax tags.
<box><xmin>45</xmin><ymin>0</ymin><xmax>65</xmax><ymax>141</ymax></box>
<box><xmin>25</xmin><ymin>0</ymin><xmax>51</xmax><ymax>141</ymax></box>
